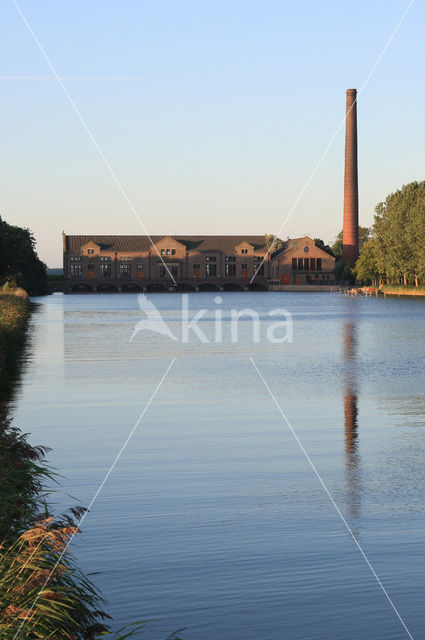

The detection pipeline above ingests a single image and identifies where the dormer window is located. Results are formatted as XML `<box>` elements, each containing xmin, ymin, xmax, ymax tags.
<box><xmin>166</xmin><ymin>249</ymin><xmax>170</xmax><ymax>255</ymax></box>
<box><xmin>172</xmin><ymin>249</ymin><xmax>176</xmax><ymax>255</ymax></box>
<box><xmin>161</xmin><ymin>249</ymin><xmax>165</xmax><ymax>255</ymax></box>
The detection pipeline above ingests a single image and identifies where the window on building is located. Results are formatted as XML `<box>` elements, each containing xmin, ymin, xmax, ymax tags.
<box><xmin>304</xmin><ymin>258</ymin><xmax>309</xmax><ymax>270</ymax></box>
<box><xmin>171</xmin><ymin>249</ymin><xmax>176</xmax><ymax>255</ymax></box>
<box><xmin>137</xmin><ymin>264</ymin><xmax>143</xmax><ymax>270</ymax></box>
<box><xmin>166</xmin><ymin>249</ymin><xmax>170</xmax><ymax>255</ymax></box>
<box><xmin>100</xmin><ymin>260</ymin><xmax>111</xmax><ymax>277</ymax></box>
<box><xmin>253</xmin><ymin>257</ymin><xmax>264</xmax><ymax>277</ymax></box>
<box><xmin>310</xmin><ymin>258</ymin><xmax>316</xmax><ymax>270</ymax></box>
<box><xmin>298</xmin><ymin>258</ymin><xmax>304</xmax><ymax>270</ymax></box>
<box><xmin>206</xmin><ymin>256</ymin><xmax>217</xmax><ymax>277</ymax></box>
<box><xmin>171</xmin><ymin>265</ymin><xmax>178</xmax><ymax>278</ymax></box>
<box><xmin>193</xmin><ymin>263</ymin><xmax>200</xmax><ymax>274</ymax></box>
<box><xmin>159</xmin><ymin>265</ymin><xmax>167</xmax><ymax>278</ymax></box>
<box><xmin>119</xmin><ymin>262</ymin><xmax>131</xmax><ymax>278</ymax></box>
<box><xmin>161</xmin><ymin>249</ymin><xmax>165</xmax><ymax>255</ymax></box>
<box><xmin>292</xmin><ymin>258</ymin><xmax>297</xmax><ymax>270</ymax></box>
<box><xmin>317</xmin><ymin>258</ymin><xmax>322</xmax><ymax>271</ymax></box>
<box><xmin>70</xmin><ymin>262</ymin><xmax>82</xmax><ymax>277</ymax></box>
<box><xmin>225</xmin><ymin>256</ymin><xmax>236</xmax><ymax>277</ymax></box>
<box><xmin>241</xmin><ymin>263</ymin><xmax>248</xmax><ymax>270</ymax></box>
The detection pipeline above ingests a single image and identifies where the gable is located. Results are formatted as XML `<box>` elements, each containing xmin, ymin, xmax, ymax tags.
<box><xmin>234</xmin><ymin>240</ymin><xmax>254</xmax><ymax>255</ymax></box>
<box><xmin>80</xmin><ymin>241</ymin><xmax>101</xmax><ymax>255</ymax></box>
<box><xmin>150</xmin><ymin>236</ymin><xmax>187</xmax><ymax>252</ymax></box>
<box><xmin>278</xmin><ymin>237</ymin><xmax>335</xmax><ymax>261</ymax></box>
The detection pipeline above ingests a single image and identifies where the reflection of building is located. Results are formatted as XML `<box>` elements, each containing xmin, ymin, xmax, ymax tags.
<box><xmin>62</xmin><ymin>234</ymin><xmax>335</xmax><ymax>292</ymax></box>
<box><xmin>343</xmin><ymin>321</ymin><xmax>361</xmax><ymax>518</ymax></box>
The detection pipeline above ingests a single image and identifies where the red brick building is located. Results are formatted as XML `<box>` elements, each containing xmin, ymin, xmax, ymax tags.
<box><xmin>63</xmin><ymin>234</ymin><xmax>335</xmax><ymax>291</ymax></box>
<box><xmin>271</xmin><ymin>236</ymin><xmax>336</xmax><ymax>284</ymax></box>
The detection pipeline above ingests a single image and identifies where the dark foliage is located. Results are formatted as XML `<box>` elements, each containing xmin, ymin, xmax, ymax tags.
<box><xmin>0</xmin><ymin>216</ymin><xmax>47</xmax><ymax>295</ymax></box>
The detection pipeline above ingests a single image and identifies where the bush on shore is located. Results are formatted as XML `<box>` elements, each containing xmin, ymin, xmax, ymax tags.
<box><xmin>0</xmin><ymin>293</ymin><xmax>30</xmax><ymax>398</ymax></box>
<box><xmin>0</xmin><ymin>217</ymin><xmax>47</xmax><ymax>295</ymax></box>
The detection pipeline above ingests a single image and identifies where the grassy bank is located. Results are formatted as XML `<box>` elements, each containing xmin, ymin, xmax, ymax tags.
<box><xmin>0</xmin><ymin>292</ymin><xmax>30</xmax><ymax>398</ymax></box>
<box><xmin>381</xmin><ymin>284</ymin><xmax>425</xmax><ymax>296</ymax></box>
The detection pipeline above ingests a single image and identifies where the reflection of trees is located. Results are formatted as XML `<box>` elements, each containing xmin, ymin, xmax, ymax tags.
<box><xmin>343</xmin><ymin>321</ymin><xmax>361</xmax><ymax>519</ymax></box>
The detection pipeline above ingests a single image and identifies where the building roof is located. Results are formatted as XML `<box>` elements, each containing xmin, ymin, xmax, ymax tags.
<box><xmin>64</xmin><ymin>235</ymin><xmax>268</xmax><ymax>254</ymax></box>
<box><xmin>273</xmin><ymin>236</ymin><xmax>336</xmax><ymax>261</ymax></box>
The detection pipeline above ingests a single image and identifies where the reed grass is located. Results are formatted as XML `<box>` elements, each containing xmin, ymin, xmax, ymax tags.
<box><xmin>0</xmin><ymin>412</ymin><xmax>149</xmax><ymax>639</ymax></box>
<box><xmin>381</xmin><ymin>284</ymin><xmax>425</xmax><ymax>295</ymax></box>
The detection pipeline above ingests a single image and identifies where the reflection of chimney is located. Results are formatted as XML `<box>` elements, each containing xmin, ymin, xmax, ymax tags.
<box><xmin>342</xmin><ymin>89</ymin><xmax>359</xmax><ymax>264</ymax></box>
<box><xmin>344</xmin><ymin>393</ymin><xmax>358</xmax><ymax>455</ymax></box>
<box><xmin>343</xmin><ymin>321</ymin><xmax>360</xmax><ymax>519</ymax></box>
<box><xmin>343</xmin><ymin>320</ymin><xmax>358</xmax><ymax>454</ymax></box>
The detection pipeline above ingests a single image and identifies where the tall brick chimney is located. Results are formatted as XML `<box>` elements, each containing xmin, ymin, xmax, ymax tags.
<box><xmin>342</xmin><ymin>88</ymin><xmax>359</xmax><ymax>264</ymax></box>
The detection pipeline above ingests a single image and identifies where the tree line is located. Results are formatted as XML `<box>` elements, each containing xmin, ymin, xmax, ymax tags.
<box><xmin>355</xmin><ymin>181</ymin><xmax>425</xmax><ymax>286</ymax></box>
<box><xmin>0</xmin><ymin>216</ymin><xmax>47</xmax><ymax>295</ymax></box>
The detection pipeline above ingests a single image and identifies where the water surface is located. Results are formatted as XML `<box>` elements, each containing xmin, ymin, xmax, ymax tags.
<box><xmin>11</xmin><ymin>292</ymin><xmax>425</xmax><ymax>639</ymax></box>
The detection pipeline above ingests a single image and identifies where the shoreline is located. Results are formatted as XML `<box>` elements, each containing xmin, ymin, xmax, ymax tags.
<box><xmin>0</xmin><ymin>293</ymin><xmax>147</xmax><ymax>640</ymax></box>
<box><xmin>382</xmin><ymin>286</ymin><xmax>425</xmax><ymax>297</ymax></box>
<box><xmin>0</xmin><ymin>293</ymin><xmax>30</xmax><ymax>398</ymax></box>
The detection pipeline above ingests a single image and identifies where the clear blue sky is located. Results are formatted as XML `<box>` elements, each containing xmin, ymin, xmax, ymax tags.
<box><xmin>0</xmin><ymin>0</ymin><xmax>424</xmax><ymax>266</ymax></box>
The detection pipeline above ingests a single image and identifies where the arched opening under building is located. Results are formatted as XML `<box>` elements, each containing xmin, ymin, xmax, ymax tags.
<box><xmin>71</xmin><ymin>283</ymin><xmax>93</xmax><ymax>292</ymax></box>
<box><xmin>249</xmin><ymin>282</ymin><xmax>267</xmax><ymax>291</ymax></box>
<box><xmin>121</xmin><ymin>283</ymin><xmax>143</xmax><ymax>292</ymax></box>
<box><xmin>146</xmin><ymin>283</ymin><xmax>168</xmax><ymax>293</ymax></box>
<box><xmin>97</xmin><ymin>283</ymin><xmax>118</xmax><ymax>293</ymax></box>
<box><xmin>222</xmin><ymin>283</ymin><xmax>243</xmax><ymax>292</ymax></box>
<box><xmin>176</xmin><ymin>282</ymin><xmax>195</xmax><ymax>292</ymax></box>
<box><xmin>198</xmin><ymin>282</ymin><xmax>220</xmax><ymax>292</ymax></box>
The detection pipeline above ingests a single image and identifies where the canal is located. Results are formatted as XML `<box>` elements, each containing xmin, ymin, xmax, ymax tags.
<box><xmin>9</xmin><ymin>291</ymin><xmax>425</xmax><ymax>639</ymax></box>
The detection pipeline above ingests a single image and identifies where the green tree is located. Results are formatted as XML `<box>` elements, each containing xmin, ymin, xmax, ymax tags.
<box><xmin>264</xmin><ymin>233</ymin><xmax>283</xmax><ymax>254</ymax></box>
<box><xmin>354</xmin><ymin>238</ymin><xmax>379</xmax><ymax>283</ymax></box>
<box><xmin>0</xmin><ymin>216</ymin><xmax>47</xmax><ymax>294</ymax></box>
<box><xmin>355</xmin><ymin>181</ymin><xmax>425</xmax><ymax>286</ymax></box>
<box><xmin>332</xmin><ymin>226</ymin><xmax>370</xmax><ymax>260</ymax></box>
<box><xmin>314</xmin><ymin>238</ymin><xmax>334</xmax><ymax>256</ymax></box>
